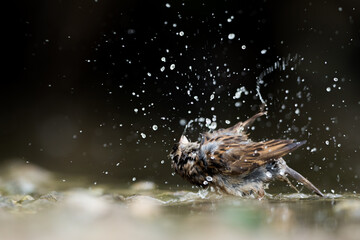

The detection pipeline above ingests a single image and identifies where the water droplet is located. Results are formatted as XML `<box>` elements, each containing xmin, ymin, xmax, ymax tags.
<box><xmin>170</xmin><ymin>64</ymin><xmax>175</xmax><ymax>70</ymax></box>
<box><xmin>140</xmin><ymin>133</ymin><xmax>146</xmax><ymax>138</ymax></box>
<box><xmin>228</xmin><ymin>33</ymin><xmax>235</xmax><ymax>40</ymax></box>
<box><xmin>326</xmin><ymin>87</ymin><xmax>331</xmax><ymax>92</ymax></box>
<box><xmin>179</xmin><ymin>119</ymin><xmax>187</xmax><ymax>126</ymax></box>
<box><xmin>261</xmin><ymin>49</ymin><xmax>267</xmax><ymax>54</ymax></box>
<box><xmin>127</xmin><ymin>29</ymin><xmax>135</xmax><ymax>34</ymax></box>
<box><xmin>152</xmin><ymin>125</ymin><xmax>158</xmax><ymax>131</ymax></box>
<box><xmin>206</xmin><ymin>176</ymin><xmax>213</xmax><ymax>182</ymax></box>
<box><xmin>132</xmin><ymin>177</ymin><xmax>137</xmax><ymax>182</ymax></box>
<box><xmin>209</xmin><ymin>122</ymin><xmax>217</xmax><ymax>130</ymax></box>
<box><xmin>165</xmin><ymin>3</ymin><xmax>171</xmax><ymax>8</ymax></box>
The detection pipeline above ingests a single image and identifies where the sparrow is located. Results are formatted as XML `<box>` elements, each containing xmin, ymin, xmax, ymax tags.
<box><xmin>170</xmin><ymin>110</ymin><xmax>324</xmax><ymax>198</ymax></box>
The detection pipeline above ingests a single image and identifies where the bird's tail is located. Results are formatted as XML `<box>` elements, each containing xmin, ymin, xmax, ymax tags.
<box><xmin>285</xmin><ymin>166</ymin><xmax>324</xmax><ymax>197</ymax></box>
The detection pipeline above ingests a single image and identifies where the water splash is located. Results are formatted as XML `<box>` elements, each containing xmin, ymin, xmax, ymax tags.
<box><xmin>256</xmin><ymin>54</ymin><xmax>303</xmax><ymax>106</ymax></box>
<box><xmin>182</xmin><ymin>117</ymin><xmax>217</xmax><ymax>138</ymax></box>
<box><xmin>182</xmin><ymin>119</ymin><xmax>194</xmax><ymax>136</ymax></box>
<box><xmin>181</xmin><ymin>54</ymin><xmax>304</xmax><ymax>137</ymax></box>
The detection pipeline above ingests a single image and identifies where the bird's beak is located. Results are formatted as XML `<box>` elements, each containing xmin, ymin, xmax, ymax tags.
<box><xmin>285</xmin><ymin>166</ymin><xmax>324</xmax><ymax>197</ymax></box>
<box><xmin>180</xmin><ymin>135</ymin><xmax>189</xmax><ymax>144</ymax></box>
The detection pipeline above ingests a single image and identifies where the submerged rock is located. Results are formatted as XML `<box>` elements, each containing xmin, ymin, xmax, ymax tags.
<box><xmin>0</xmin><ymin>160</ymin><xmax>54</xmax><ymax>195</ymax></box>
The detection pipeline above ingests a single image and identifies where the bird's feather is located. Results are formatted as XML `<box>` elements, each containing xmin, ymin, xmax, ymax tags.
<box><xmin>200</xmin><ymin>119</ymin><xmax>307</xmax><ymax>175</ymax></box>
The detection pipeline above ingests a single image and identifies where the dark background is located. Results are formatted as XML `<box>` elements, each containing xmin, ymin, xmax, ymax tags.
<box><xmin>2</xmin><ymin>0</ymin><xmax>360</xmax><ymax>193</ymax></box>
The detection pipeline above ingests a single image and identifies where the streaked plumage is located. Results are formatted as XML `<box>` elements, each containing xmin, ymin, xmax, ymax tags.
<box><xmin>170</xmin><ymin>111</ymin><xmax>323</xmax><ymax>198</ymax></box>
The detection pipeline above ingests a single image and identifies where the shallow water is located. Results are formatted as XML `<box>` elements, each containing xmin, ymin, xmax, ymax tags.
<box><xmin>0</xmin><ymin>163</ymin><xmax>359</xmax><ymax>240</ymax></box>
<box><xmin>1</xmin><ymin>190</ymin><xmax>360</xmax><ymax>240</ymax></box>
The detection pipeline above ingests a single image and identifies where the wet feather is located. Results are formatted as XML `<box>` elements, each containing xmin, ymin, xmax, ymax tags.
<box><xmin>170</xmin><ymin>110</ymin><xmax>323</xmax><ymax>198</ymax></box>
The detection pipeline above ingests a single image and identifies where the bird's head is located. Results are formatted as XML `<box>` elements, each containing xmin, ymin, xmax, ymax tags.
<box><xmin>169</xmin><ymin>135</ymin><xmax>199</xmax><ymax>168</ymax></box>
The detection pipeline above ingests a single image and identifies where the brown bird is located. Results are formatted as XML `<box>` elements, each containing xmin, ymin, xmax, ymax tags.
<box><xmin>170</xmin><ymin>110</ymin><xmax>324</xmax><ymax>198</ymax></box>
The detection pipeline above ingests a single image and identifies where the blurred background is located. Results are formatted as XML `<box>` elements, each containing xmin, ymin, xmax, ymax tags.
<box><xmin>2</xmin><ymin>0</ymin><xmax>360</xmax><ymax>193</ymax></box>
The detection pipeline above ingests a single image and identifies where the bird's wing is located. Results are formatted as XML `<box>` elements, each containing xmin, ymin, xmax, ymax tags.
<box><xmin>200</xmin><ymin>136</ymin><xmax>306</xmax><ymax>175</ymax></box>
<box><xmin>201</xmin><ymin>111</ymin><xmax>267</xmax><ymax>142</ymax></box>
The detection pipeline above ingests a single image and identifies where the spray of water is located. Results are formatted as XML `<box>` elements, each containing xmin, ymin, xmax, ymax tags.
<box><xmin>256</xmin><ymin>54</ymin><xmax>303</xmax><ymax>107</ymax></box>
<box><xmin>182</xmin><ymin>54</ymin><xmax>303</xmax><ymax>136</ymax></box>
